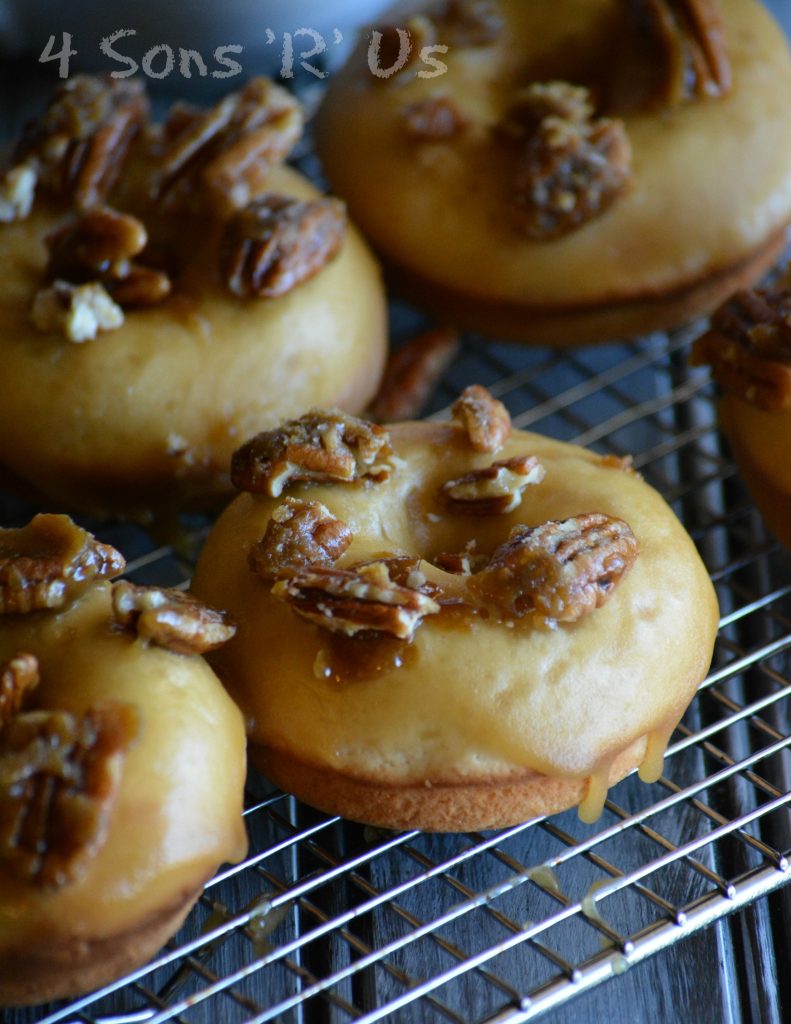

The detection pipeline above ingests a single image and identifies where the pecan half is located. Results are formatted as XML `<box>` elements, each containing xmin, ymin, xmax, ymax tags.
<box><xmin>220</xmin><ymin>194</ymin><xmax>346</xmax><ymax>299</ymax></box>
<box><xmin>627</xmin><ymin>0</ymin><xmax>731</xmax><ymax>108</ymax></box>
<box><xmin>452</xmin><ymin>385</ymin><xmax>512</xmax><ymax>453</ymax></box>
<box><xmin>45</xmin><ymin>207</ymin><xmax>171</xmax><ymax>309</ymax></box>
<box><xmin>691</xmin><ymin>280</ymin><xmax>791</xmax><ymax>412</ymax></box>
<box><xmin>272</xmin><ymin>562</ymin><xmax>440</xmax><ymax>641</ymax></box>
<box><xmin>440</xmin><ymin>455</ymin><xmax>545</xmax><ymax>514</ymax></box>
<box><xmin>30</xmin><ymin>280</ymin><xmax>124</xmax><ymax>342</ymax></box>
<box><xmin>369</xmin><ymin>327</ymin><xmax>459</xmax><ymax>422</ymax></box>
<box><xmin>0</xmin><ymin>703</ymin><xmax>138</xmax><ymax>888</ymax></box>
<box><xmin>155</xmin><ymin>78</ymin><xmax>303</xmax><ymax>214</ymax></box>
<box><xmin>0</xmin><ymin>654</ymin><xmax>39</xmax><ymax>729</ymax></box>
<box><xmin>249</xmin><ymin>498</ymin><xmax>353</xmax><ymax>581</ymax></box>
<box><xmin>472</xmin><ymin>513</ymin><xmax>639</xmax><ymax>622</ymax></box>
<box><xmin>10</xmin><ymin>75</ymin><xmax>147</xmax><ymax>214</ymax></box>
<box><xmin>0</xmin><ymin>515</ymin><xmax>125</xmax><ymax>615</ymax></box>
<box><xmin>401</xmin><ymin>97</ymin><xmax>468</xmax><ymax>142</ymax></box>
<box><xmin>111</xmin><ymin>582</ymin><xmax>235</xmax><ymax>656</ymax></box>
<box><xmin>502</xmin><ymin>82</ymin><xmax>632</xmax><ymax>241</ymax></box>
<box><xmin>232</xmin><ymin>411</ymin><xmax>393</xmax><ymax>497</ymax></box>
<box><xmin>434</xmin><ymin>0</ymin><xmax>504</xmax><ymax>46</ymax></box>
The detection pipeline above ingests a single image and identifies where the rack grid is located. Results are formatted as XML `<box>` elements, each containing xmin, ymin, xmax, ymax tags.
<box><xmin>5</xmin><ymin>314</ymin><xmax>791</xmax><ymax>1024</ymax></box>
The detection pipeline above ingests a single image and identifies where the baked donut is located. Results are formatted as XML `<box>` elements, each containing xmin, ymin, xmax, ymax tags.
<box><xmin>315</xmin><ymin>0</ymin><xmax>791</xmax><ymax>344</ymax></box>
<box><xmin>692</xmin><ymin>267</ymin><xmax>791</xmax><ymax>549</ymax></box>
<box><xmin>0</xmin><ymin>75</ymin><xmax>387</xmax><ymax>518</ymax></box>
<box><xmin>0</xmin><ymin>514</ymin><xmax>247</xmax><ymax>1006</ymax></box>
<box><xmin>191</xmin><ymin>386</ymin><xmax>719</xmax><ymax>831</ymax></box>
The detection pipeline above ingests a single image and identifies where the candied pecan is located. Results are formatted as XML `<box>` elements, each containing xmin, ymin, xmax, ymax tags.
<box><xmin>44</xmin><ymin>207</ymin><xmax>172</xmax><ymax>309</ymax></box>
<box><xmin>0</xmin><ymin>703</ymin><xmax>138</xmax><ymax>888</ymax></box>
<box><xmin>249</xmin><ymin>499</ymin><xmax>353</xmax><ymax>581</ymax></box>
<box><xmin>112</xmin><ymin>582</ymin><xmax>235</xmax><ymax>656</ymax></box>
<box><xmin>220</xmin><ymin>194</ymin><xmax>346</xmax><ymax>300</ymax></box>
<box><xmin>47</xmin><ymin>207</ymin><xmax>146</xmax><ymax>278</ymax></box>
<box><xmin>434</xmin><ymin>0</ymin><xmax>504</xmax><ymax>46</ymax></box>
<box><xmin>369</xmin><ymin>327</ymin><xmax>459</xmax><ymax>422</ymax></box>
<box><xmin>10</xmin><ymin>75</ymin><xmax>147</xmax><ymax>212</ymax></box>
<box><xmin>0</xmin><ymin>654</ymin><xmax>39</xmax><ymax>729</ymax></box>
<box><xmin>30</xmin><ymin>280</ymin><xmax>124</xmax><ymax>342</ymax></box>
<box><xmin>0</xmin><ymin>514</ymin><xmax>125</xmax><ymax>615</ymax></box>
<box><xmin>0</xmin><ymin>164</ymin><xmax>36</xmax><ymax>223</ymax></box>
<box><xmin>440</xmin><ymin>454</ymin><xmax>545</xmax><ymax>514</ymax></box>
<box><xmin>472</xmin><ymin>513</ymin><xmax>639</xmax><ymax>622</ymax></box>
<box><xmin>620</xmin><ymin>0</ymin><xmax>731</xmax><ymax>109</ymax></box>
<box><xmin>691</xmin><ymin>279</ymin><xmax>791</xmax><ymax>412</ymax></box>
<box><xmin>452</xmin><ymin>385</ymin><xmax>512</xmax><ymax>453</ymax></box>
<box><xmin>401</xmin><ymin>97</ymin><xmax>468</xmax><ymax>142</ymax></box>
<box><xmin>502</xmin><ymin>82</ymin><xmax>632</xmax><ymax>241</ymax></box>
<box><xmin>232</xmin><ymin>411</ymin><xmax>393</xmax><ymax>497</ymax></box>
<box><xmin>155</xmin><ymin>78</ymin><xmax>303</xmax><ymax>214</ymax></box>
<box><xmin>272</xmin><ymin>562</ymin><xmax>440</xmax><ymax>641</ymax></box>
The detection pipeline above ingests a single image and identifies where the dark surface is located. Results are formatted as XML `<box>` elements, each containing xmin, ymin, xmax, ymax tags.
<box><xmin>2</xmin><ymin>3</ymin><xmax>791</xmax><ymax>1023</ymax></box>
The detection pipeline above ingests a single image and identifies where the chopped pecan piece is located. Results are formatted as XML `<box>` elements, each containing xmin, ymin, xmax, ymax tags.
<box><xmin>401</xmin><ymin>97</ymin><xmax>468</xmax><ymax>141</ymax></box>
<box><xmin>502</xmin><ymin>82</ymin><xmax>632</xmax><ymax>241</ymax></box>
<box><xmin>0</xmin><ymin>514</ymin><xmax>125</xmax><ymax>615</ymax></box>
<box><xmin>0</xmin><ymin>703</ymin><xmax>138</xmax><ymax>888</ymax></box>
<box><xmin>112</xmin><ymin>582</ymin><xmax>235</xmax><ymax>655</ymax></box>
<box><xmin>472</xmin><ymin>513</ymin><xmax>638</xmax><ymax>622</ymax></box>
<box><xmin>220</xmin><ymin>194</ymin><xmax>346</xmax><ymax>299</ymax></box>
<box><xmin>369</xmin><ymin>327</ymin><xmax>459</xmax><ymax>422</ymax></box>
<box><xmin>452</xmin><ymin>385</ymin><xmax>512</xmax><ymax>453</ymax></box>
<box><xmin>249</xmin><ymin>498</ymin><xmax>353</xmax><ymax>581</ymax></box>
<box><xmin>0</xmin><ymin>164</ymin><xmax>36</xmax><ymax>223</ymax></box>
<box><xmin>155</xmin><ymin>78</ymin><xmax>303</xmax><ymax>214</ymax></box>
<box><xmin>432</xmin><ymin>545</ymin><xmax>488</xmax><ymax>576</ymax></box>
<box><xmin>30</xmin><ymin>280</ymin><xmax>124</xmax><ymax>342</ymax></box>
<box><xmin>45</xmin><ymin>207</ymin><xmax>171</xmax><ymax>309</ymax></box>
<box><xmin>440</xmin><ymin>454</ymin><xmax>545</xmax><ymax>514</ymax></box>
<box><xmin>10</xmin><ymin>75</ymin><xmax>147</xmax><ymax>213</ymax></box>
<box><xmin>0</xmin><ymin>654</ymin><xmax>39</xmax><ymax>729</ymax></box>
<box><xmin>691</xmin><ymin>280</ymin><xmax>791</xmax><ymax>412</ymax></box>
<box><xmin>272</xmin><ymin>562</ymin><xmax>440</xmax><ymax>641</ymax></box>
<box><xmin>434</xmin><ymin>0</ymin><xmax>504</xmax><ymax>46</ymax></box>
<box><xmin>232</xmin><ymin>410</ymin><xmax>393</xmax><ymax>497</ymax></box>
<box><xmin>624</xmin><ymin>0</ymin><xmax>731</xmax><ymax>108</ymax></box>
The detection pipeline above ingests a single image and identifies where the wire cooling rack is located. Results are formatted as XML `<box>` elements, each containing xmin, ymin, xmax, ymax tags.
<box><xmin>4</xmin><ymin>312</ymin><xmax>791</xmax><ymax>1024</ymax></box>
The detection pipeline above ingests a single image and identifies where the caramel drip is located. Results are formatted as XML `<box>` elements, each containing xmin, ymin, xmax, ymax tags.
<box><xmin>638</xmin><ymin>721</ymin><xmax>676</xmax><ymax>784</ymax></box>
<box><xmin>578</xmin><ymin>763</ymin><xmax>612</xmax><ymax>824</ymax></box>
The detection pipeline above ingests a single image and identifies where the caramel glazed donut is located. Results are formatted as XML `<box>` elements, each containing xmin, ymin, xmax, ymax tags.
<box><xmin>192</xmin><ymin>386</ymin><xmax>720</xmax><ymax>832</ymax></box>
<box><xmin>0</xmin><ymin>515</ymin><xmax>247</xmax><ymax>1006</ymax></box>
<box><xmin>315</xmin><ymin>0</ymin><xmax>791</xmax><ymax>344</ymax></box>
<box><xmin>0</xmin><ymin>74</ymin><xmax>387</xmax><ymax>518</ymax></box>
<box><xmin>692</xmin><ymin>264</ymin><xmax>791</xmax><ymax>550</ymax></box>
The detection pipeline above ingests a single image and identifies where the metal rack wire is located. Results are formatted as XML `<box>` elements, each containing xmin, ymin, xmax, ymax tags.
<box><xmin>5</xmin><ymin>313</ymin><xmax>791</xmax><ymax>1024</ymax></box>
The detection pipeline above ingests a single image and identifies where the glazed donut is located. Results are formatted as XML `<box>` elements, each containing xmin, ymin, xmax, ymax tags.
<box><xmin>315</xmin><ymin>0</ymin><xmax>791</xmax><ymax>344</ymax></box>
<box><xmin>692</xmin><ymin>267</ymin><xmax>791</xmax><ymax>549</ymax></box>
<box><xmin>0</xmin><ymin>75</ymin><xmax>386</xmax><ymax>518</ymax></box>
<box><xmin>191</xmin><ymin>386</ymin><xmax>719</xmax><ymax>831</ymax></box>
<box><xmin>0</xmin><ymin>514</ymin><xmax>247</xmax><ymax>1006</ymax></box>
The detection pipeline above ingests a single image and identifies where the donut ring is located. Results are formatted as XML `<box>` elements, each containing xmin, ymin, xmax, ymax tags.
<box><xmin>0</xmin><ymin>75</ymin><xmax>387</xmax><ymax>517</ymax></box>
<box><xmin>192</xmin><ymin>387</ymin><xmax>719</xmax><ymax>831</ymax></box>
<box><xmin>315</xmin><ymin>0</ymin><xmax>791</xmax><ymax>344</ymax></box>
<box><xmin>0</xmin><ymin>515</ymin><xmax>247</xmax><ymax>1006</ymax></box>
